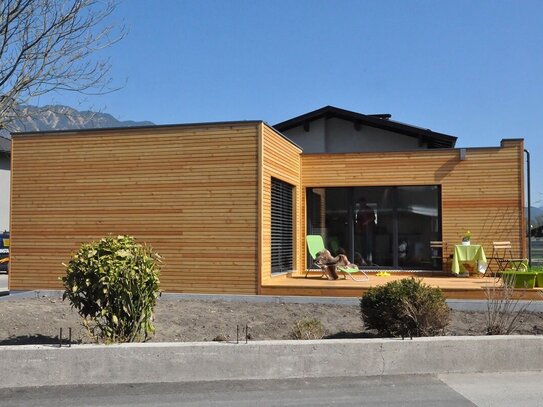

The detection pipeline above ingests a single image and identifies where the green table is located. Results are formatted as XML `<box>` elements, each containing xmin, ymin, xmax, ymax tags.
<box><xmin>451</xmin><ymin>244</ymin><xmax>487</xmax><ymax>276</ymax></box>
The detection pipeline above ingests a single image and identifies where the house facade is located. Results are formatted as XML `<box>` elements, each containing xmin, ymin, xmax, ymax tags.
<box><xmin>9</xmin><ymin>107</ymin><xmax>525</xmax><ymax>295</ymax></box>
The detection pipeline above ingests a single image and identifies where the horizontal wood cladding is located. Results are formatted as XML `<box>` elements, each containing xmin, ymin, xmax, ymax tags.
<box><xmin>260</xmin><ymin>125</ymin><xmax>302</xmax><ymax>286</ymax></box>
<box><xmin>262</xmin><ymin>272</ymin><xmax>543</xmax><ymax>300</ymax></box>
<box><xmin>301</xmin><ymin>142</ymin><xmax>525</xmax><ymax>269</ymax></box>
<box><xmin>10</xmin><ymin>124</ymin><xmax>260</xmax><ymax>293</ymax></box>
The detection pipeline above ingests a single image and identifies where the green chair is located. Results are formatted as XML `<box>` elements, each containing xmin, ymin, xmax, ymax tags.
<box><xmin>305</xmin><ymin>235</ymin><xmax>369</xmax><ymax>281</ymax></box>
<box><xmin>305</xmin><ymin>235</ymin><xmax>326</xmax><ymax>279</ymax></box>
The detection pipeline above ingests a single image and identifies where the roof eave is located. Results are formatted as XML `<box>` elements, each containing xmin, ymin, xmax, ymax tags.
<box><xmin>274</xmin><ymin>105</ymin><xmax>457</xmax><ymax>148</ymax></box>
<box><xmin>12</xmin><ymin>120</ymin><xmax>264</xmax><ymax>137</ymax></box>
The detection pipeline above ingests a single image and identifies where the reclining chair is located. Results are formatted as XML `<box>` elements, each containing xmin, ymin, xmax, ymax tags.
<box><xmin>305</xmin><ymin>235</ymin><xmax>369</xmax><ymax>281</ymax></box>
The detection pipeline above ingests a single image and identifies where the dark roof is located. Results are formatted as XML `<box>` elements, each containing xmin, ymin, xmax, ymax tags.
<box><xmin>0</xmin><ymin>130</ymin><xmax>10</xmax><ymax>154</ymax></box>
<box><xmin>12</xmin><ymin>120</ymin><xmax>263</xmax><ymax>136</ymax></box>
<box><xmin>273</xmin><ymin>105</ymin><xmax>457</xmax><ymax>148</ymax></box>
<box><xmin>10</xmin><ymin>119</ymin><xmax>302</xmax><ymax>151</ymax></box>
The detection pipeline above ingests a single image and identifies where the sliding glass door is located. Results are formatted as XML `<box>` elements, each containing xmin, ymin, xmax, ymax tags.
<box><xmin>306</xmin><ymin>186</ymin><xmax>441</xmax><ymax>270</ymax></box>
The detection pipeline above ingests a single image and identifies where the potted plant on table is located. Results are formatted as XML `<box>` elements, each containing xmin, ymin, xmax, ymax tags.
<box><xmin>462</xmin><ymin>230</ymin><xmax>471</xmax><ymax>246</ymax></box>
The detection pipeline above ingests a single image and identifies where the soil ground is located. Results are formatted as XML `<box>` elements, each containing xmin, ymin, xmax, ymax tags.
<box><xmin>1</xmin><ymin>296</ymin><xmax>543</xmax><ymax>345</ymax></box>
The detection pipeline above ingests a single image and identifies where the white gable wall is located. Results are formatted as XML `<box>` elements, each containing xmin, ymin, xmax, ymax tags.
<box><xmin>278</xmin><ymin>118</ymin><xmax>326</xmax><ymax>153</ymax></box>
<box><xmin>281</xmin><ymin>117</ymin><xmax>425</xmax><ymax>153</ymax></box>
<box><xmin>326</xmin><ymin>118</ymin><xmax>421</xmax><ymax>152</ymax></box>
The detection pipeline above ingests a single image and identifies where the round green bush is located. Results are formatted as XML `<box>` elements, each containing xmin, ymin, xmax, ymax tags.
<box><xmin>360</xmin><ymin>277</ymin><xmax>449</xmax><ymax>338</ymax></box>
<box><xmin>62</xmin><ymin>235</ymin><xmax>161</xmax><ymax>343</ymax></box>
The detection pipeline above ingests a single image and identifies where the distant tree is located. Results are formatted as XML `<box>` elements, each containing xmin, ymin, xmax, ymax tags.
<box><xmin>0</xmin><ymin>0</ymin><xmax>124</xmax><ymax>128</ymax></box>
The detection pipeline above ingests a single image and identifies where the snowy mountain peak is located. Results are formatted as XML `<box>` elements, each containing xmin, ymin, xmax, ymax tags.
<box><xmin>4</xmin><ymin>105</ymin><xmax>154</xmax><ymax>133</ymax></box>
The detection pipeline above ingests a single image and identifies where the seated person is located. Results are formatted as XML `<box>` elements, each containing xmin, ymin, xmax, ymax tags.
<box><xmin>315</xmin><ymin>249</ymin><xmax>358</xmax><ymax>280</ymax></box>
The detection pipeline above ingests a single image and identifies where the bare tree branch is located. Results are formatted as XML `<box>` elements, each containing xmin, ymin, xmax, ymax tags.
<box><xmin>0</xmin><ymin>0</ymin><xmax>124</xmax><ymax>127</ymax></box>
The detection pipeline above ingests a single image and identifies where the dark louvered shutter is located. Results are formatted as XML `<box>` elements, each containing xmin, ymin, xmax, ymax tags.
<box><xmin>271</xmin><ymin>178</ymin><xmax>293</xmax><ymax>274</ymax></box>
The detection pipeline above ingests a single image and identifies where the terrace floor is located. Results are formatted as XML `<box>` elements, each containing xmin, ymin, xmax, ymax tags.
<box><xmin>260</xmin><ymin>271</ymin><xmax>543</xmax><ymax>300</ymax></box>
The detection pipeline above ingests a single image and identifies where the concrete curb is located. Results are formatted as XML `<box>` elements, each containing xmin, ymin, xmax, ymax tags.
<box><xmin>1</xmin><ymin>336</ymin><xmax>542</xmax><ymax>388</ymax></box>
<box><xmin>1</xmin><ymin>290</ymin><xmax>360</xmax><ymax>305</ymax></box>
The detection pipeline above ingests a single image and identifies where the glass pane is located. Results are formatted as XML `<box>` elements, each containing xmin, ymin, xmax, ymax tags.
<box><xmin>353</xmin><ymin>187</ymin><xmax>394</xmax><ymax>267</ymax></box>
<box><xmin>397</xmin><ymin>186</ymin><xmax>440</xmax><ymax>270</ymax></box>
<box><xmin>307</xmin><ymin>187</ymin><xmax>350</xmax><ymax>259</ymax></box>
<box><xmin>307</xmin><ymin>185</ymin><xmax>441</xmax><ymax>270</ymax></box>
<box><xmin>323</xmin><ymin>188</ymin><xmax>350</xmax><ymax>257</ymax></box>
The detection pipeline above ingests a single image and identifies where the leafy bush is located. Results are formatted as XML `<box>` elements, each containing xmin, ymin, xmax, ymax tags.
<box><xmin>360</xmin><ymin>278</ymin><xmax>449</xmax><ymax>338</ymax></box>
<box><xmin>291</xmin><ymin>317</ymin><xmax>326</xmax><ymax>340</ymax></box>
<box><xmin>62</xmin><ymin>235</ymin><xmax>161</xmax><ymax>343</ymax></box>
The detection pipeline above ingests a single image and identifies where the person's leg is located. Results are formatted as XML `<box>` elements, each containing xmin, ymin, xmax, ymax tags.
<box><xmin>364</xmin><ymin>228</ymin><xmax>374</xmax><ymax>264</ymax></box>
<box><xmin>325</xmin><ymin>265</ymin><xmax>339</xmax><ymax>280</ymax></box>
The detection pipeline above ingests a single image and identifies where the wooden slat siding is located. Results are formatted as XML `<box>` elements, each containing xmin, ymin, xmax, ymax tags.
<box><xmin>260</xmin><ymin>286</ymin><xmax>543</xmax><ymax>300</ymax></box>
<box><xmin>8</xmin><ymin>137</ymin><xmax>14</xmax><ymax>290</ymax></box>
<box><xmin>10</xmin><ymin>124</ymin><xmax>260</xmax><ymax>293</ymax></box>
<box><xmin>300</xmin><ymin>141</ymin><xmax>525</xmax><ymax>271</ymax></box>
<box><xmin>511</xmin><ymin>140</ymin><xmax>527</xmax><ymax>259</ymax></box>
<box><xmin>260</xmin><ymin>125</ymin><xmax>302</xmax><ymax>286</ymax></box>
<box><xmin>257</xmin><ymin>123</ymin><xmax>264</xmax><ymax>294</ymax></box>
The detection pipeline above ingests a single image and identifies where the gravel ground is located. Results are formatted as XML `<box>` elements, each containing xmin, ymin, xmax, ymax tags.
<box><xmin>1</xmin><ymin>296</ymin><xmax>543</xmax><ymax>345</ymax></box>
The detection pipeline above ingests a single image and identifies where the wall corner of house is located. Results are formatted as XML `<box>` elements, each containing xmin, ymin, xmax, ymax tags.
<box><xmin>500</xmin><ymin>138</ymin><xmax>524</xmax><ymax>149</ymax></box>
<box><xmin>257</xmin><ymin>122</ymin><xmax>264</xmax><ymax>295</ymax></box>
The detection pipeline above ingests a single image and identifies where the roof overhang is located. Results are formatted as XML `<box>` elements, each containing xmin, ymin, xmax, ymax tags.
<box><xmin>273</xmin><ymin>105</ymin><xmax>457</xmax><ymax>148</ymax></box>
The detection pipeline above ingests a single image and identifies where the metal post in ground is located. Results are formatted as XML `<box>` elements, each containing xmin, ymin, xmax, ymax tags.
<box><xmin>525</xmin><ymin>148</ymin><xmax>532</xmax><ymax>268</ymax></box>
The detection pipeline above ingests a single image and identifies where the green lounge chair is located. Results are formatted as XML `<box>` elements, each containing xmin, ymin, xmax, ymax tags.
<box><xmin>305</xmin><ymin>235</ymin><xmax>369</xmax><ymax>281</ymax></box>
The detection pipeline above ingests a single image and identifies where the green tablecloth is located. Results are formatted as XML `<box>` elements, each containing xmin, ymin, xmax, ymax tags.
<box><xmin>451</xmin><ymin>244</ymin><xmax>487</xmax><ymax>275</ymax></box>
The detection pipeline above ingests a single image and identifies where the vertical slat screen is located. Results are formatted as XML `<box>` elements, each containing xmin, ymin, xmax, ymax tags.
<box><xmin>271</xmin><ymin>177</ymin><xmax>293</xmax><ymax>273</ymax></box>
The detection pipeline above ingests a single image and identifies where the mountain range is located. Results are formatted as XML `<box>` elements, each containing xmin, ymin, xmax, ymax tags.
<box><xmin>4</xmin><ymin>105</ymin><xmax>154</xmax><ymax>134</ymax></box>
<box><xmin>530</xmin><ymin>206</ymin><xmax>543</xmax><ymax>225</ymax></box>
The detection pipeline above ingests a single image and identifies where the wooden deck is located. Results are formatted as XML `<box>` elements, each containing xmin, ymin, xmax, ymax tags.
<box><xmin>260</xmin><ymin>271</ymin><xmax>543</xmax><ymax>300</ymax></box>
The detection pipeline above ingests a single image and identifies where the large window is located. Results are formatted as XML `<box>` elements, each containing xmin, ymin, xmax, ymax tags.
<box><xmin>307</xmin><ymin>186</ymin><xmax>441</xmax><ymax>270</ymax></box>
<box><xmin>271</xmin><ymin>178</ymin><xmax>294</xmax><ymax>274</ymax></box>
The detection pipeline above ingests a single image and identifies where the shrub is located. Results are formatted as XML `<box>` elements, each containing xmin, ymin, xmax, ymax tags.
<box><xmin>62</xmin><ymin>235</ymin><xmax>161</xmax><ymax>343</ymax></box>
<box><xmin>360</xmin><ymin>278</ymin><xmax>449</xmax><ymax>338</ymax></box>
<box><xmin>484</xmin><ymin>277</ymin><xmax>532</xmax><ymax>335</ymax></box>
<box><xmin>291</xmin><ymin>317</ymin><xmax>326</xmax><ymax>340</ymax></box>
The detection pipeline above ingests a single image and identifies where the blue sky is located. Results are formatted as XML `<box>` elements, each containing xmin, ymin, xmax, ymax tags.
<box><xmin>41</xmin><ymin>0</ymin><xmax>543</xmax><ymax>203</ymax></box>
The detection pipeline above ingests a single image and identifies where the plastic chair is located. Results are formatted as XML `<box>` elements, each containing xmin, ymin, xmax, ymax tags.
<box><xmin>305</xmin><ymin>235</ymin><xmax>369</xmax><ymax>281</ymax></box>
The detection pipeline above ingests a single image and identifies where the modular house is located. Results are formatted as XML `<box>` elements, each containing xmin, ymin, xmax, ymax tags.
<box><xmin>9</xmin><ymin>106</ymin><xmax>525</xmax><ymax>296</ymax></box>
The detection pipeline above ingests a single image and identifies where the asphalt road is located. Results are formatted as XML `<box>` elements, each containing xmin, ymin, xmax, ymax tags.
<box><xmin>1</xmin><ymin>372</ymin><xmax>542</xmax><ymax>407</ymax></box>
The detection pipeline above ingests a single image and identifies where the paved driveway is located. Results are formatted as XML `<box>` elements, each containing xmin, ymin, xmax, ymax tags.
<box><xmin>0</xmin><ymin>375</ymin><xmax>473</xmax><ymax>406</ymax></box>
<box><xmin>2</xmin><ymin>373</ymin><xmax>543</xmax><ymax>406</ymax></box>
